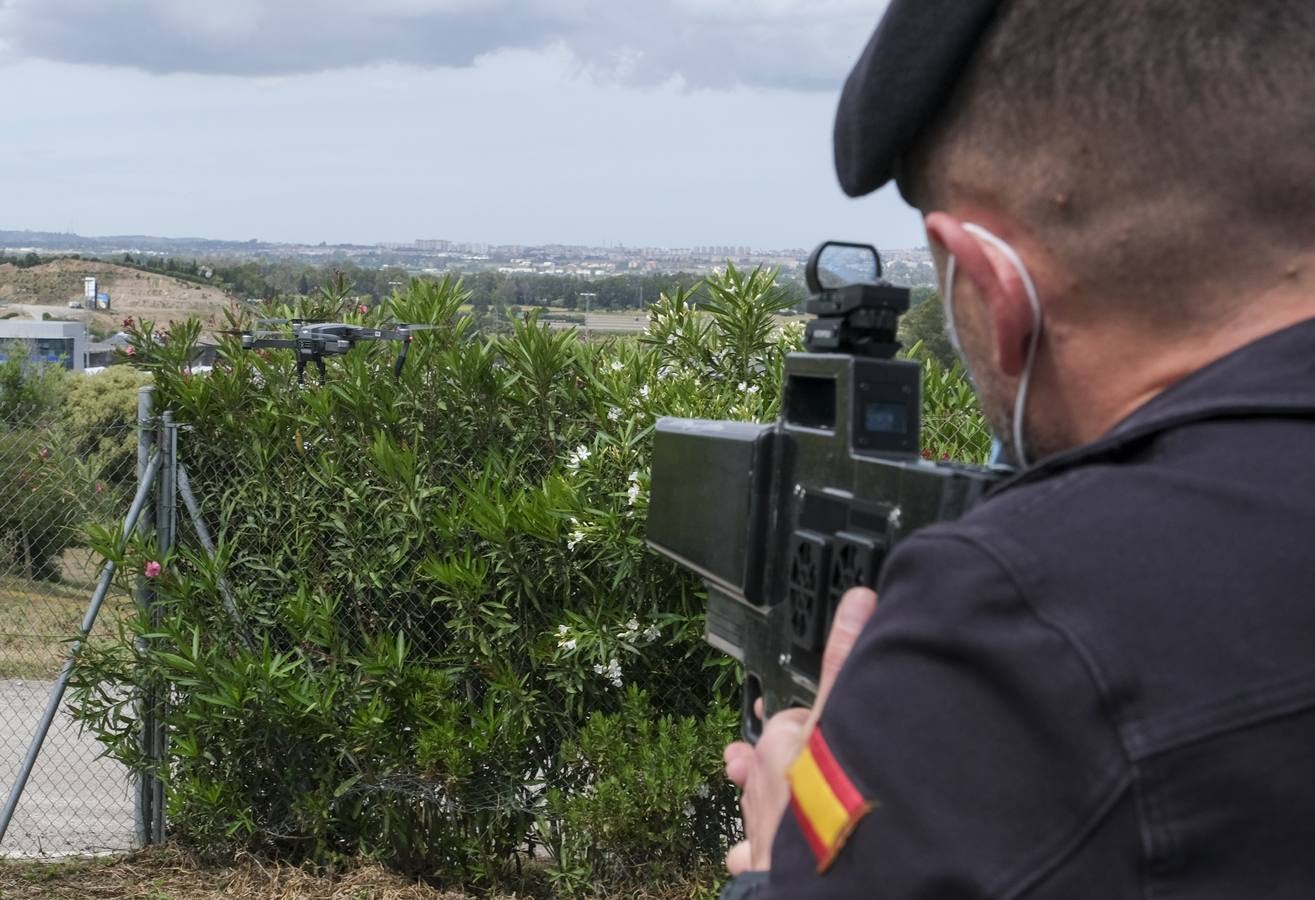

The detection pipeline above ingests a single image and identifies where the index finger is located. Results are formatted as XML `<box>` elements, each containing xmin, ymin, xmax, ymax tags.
<box><xmin>807</xmin><ymin>587</ymin><xmax>877</xmax><ymax>730</ymax></box>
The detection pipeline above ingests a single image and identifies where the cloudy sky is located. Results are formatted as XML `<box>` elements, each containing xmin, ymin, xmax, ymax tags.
<box><xmin>0</xmin><ymin>0</ymin><xmax>924</xmax><ymax>250</ymax></box>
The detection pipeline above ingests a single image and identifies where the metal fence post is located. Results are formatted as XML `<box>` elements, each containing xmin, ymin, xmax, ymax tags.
<box><xmin>134</xmin><ymin>385</ymin><xmax>155</xmax><ymax>846</ymax></box>
<box><xmin>177</xmin><ymin>462</ymin><xmax>255</xmax><ymax>650</ymax></box>
<box><xmin>149</xmin><ymin>410</ymin><xmax>177</xmax><ymax>843</ymax></box>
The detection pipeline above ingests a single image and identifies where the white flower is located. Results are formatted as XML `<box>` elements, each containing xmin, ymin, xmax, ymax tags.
<box><xmin>568</xmin><ymin>530</ymin><xmax>585</xmax><ymax>550</ymax></box>
<box><xmin>657</xmin><ymin>365</ymin><xmax>675</xmax><ymax>379</ymax></box>
<box><xmin>639</xmin><ymin>385</ymin><xmax>650</xmax><ymax>399</ymax></box>
<box><xmin>610</xmin><ymin>360</ymin><xmax>624</xmax><ymax>372</ymax></box>
<box><xmin>593</xmin><ymin>658</ymin><xmax>623</xmax><ymax>687</ymax></box>
<box><xmin>556</xmin><ymin>624</ymin><xmax>569</xmax><ymax>637</ymax></box>
<box><xmin>747</xmin><ymin>384</ymin><xmax>760</xmax><ymax>395</ymax></box>
<box><xmin>737</xmin><ymin>381</ymin><xmax>747</xmax><ymax>391</ymax></box>
<box><xmin>642</xmin><ymin>624</ymin><xmax>660</xmax><ymax>642</ymax></box>
<box><xmin>696</xmin><ymin>783</ymin><xmax>710</xmax><ymax>799</ymax></box>
<box><xmin>666</xmin><ymin>334</ymin><xmax>677</xmax><ymax>345</ymax></box>
<box><xmin>607</xmin><ymin>406</ymin><xmax>621</xmax><ymax>421</ymax></box>
<box><xmin>559</xmin><ymin>638</ymin><xmax>577</xmax><ymax>651</ymax></box>
<box><xmin>566</xmin><ymin>444</ymin><xmax>591</xmax><ymax>471</ymax></box>
<box><xmin>627</xmin><ymin>482</ymin><xmax>641</xmax><ymax>505</ymax></box>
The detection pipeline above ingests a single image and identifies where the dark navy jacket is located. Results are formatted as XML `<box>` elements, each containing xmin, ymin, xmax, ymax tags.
<box><xmin>726</xmin><ymin>318</ymin><xmax>1315</xmax><ymax>898</ymax></box>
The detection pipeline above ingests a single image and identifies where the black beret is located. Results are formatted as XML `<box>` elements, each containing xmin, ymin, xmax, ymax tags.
<box><xmin>834</xmin><ymin>0</ymin><xmax>1005</xmax><ymax>200</ymax></box>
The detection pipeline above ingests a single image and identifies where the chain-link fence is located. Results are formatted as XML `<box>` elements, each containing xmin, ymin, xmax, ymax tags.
<box><xmin>923</xmin><ymin>407</ymin><xmax>995</xmax><ymax>463</ymax></box>
<box><xmin>0</xmin><ymin>417</ymin><xmax>140</xmax><ymax>857</ymax></box>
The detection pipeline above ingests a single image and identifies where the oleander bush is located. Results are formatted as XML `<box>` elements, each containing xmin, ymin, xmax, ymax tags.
<box><xmin>69</xmin><ymin>268</ymin><xmax>988</xmax><ymax>896</ymax></box>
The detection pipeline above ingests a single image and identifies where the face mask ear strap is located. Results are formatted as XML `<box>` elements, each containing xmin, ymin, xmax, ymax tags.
<box><xmin>943</xmin><ymin>253</ymin><xmax>963</xmax><ymax>353</ymax></box>
<box><xmin>952</xmin><ymin>223</ymin><xmax>1044</xmax><ymax>468</ymax></box>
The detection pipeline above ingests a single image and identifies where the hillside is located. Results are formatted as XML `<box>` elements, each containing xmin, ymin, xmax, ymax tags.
<box><xmin>0</xmin><ymin>259</ymin><xmax>238</xmax><ymax>334</ymax></box>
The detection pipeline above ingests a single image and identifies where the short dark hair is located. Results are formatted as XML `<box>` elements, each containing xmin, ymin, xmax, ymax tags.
<box><xmin>905</xmin><ymin>0</ymin><xmax>1315</xmax><ymax>315</ymax></box>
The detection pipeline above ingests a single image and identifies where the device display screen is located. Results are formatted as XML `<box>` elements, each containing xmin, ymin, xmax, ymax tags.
<box><xmin>864</xmin><ymin>402</ymin><xmax>908</xmax><ymax>435</ymax></box>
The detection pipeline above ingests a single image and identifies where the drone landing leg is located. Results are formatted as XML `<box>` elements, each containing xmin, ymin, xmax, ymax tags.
<box><xmin>393</xmin><ymin>337</ymin><xmax>411</xmax><ymax>380</ymax></box>
<box><xmin>315</xmin><ymin>357</ymin><xmax>327</xmax><ymax>385</ymax></box>
<box><xmin>296</xmin><ymin>359</ymin><xmax>307</xmax><ymax>385</ymax></box>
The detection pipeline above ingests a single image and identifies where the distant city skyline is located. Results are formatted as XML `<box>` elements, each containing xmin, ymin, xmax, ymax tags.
<box><xmin>0</xmin><ymin>2</ymin><xmax>926</xmax><ymax>253</ymax></box>
<box><xmin>0</xmin><ymin>227</ymin><xmax>930</xmax><ymax>256</ymax></box>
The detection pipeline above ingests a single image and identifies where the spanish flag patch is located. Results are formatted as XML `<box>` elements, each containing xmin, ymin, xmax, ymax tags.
<box><xmin>787</xmin><ymin>726</ymin><xmax>874</xmax><ymax>872</ymax></box>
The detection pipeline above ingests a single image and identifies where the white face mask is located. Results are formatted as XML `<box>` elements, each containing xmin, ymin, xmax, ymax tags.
<box><xmin>942</xmin><ymin>223</ymin><xmax>1044</xmax><ymax>469</ymax></box>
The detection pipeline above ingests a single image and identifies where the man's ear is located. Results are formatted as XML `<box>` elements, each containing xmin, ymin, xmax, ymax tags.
<box><xmin>924</xmin><ymin>212</ymin><xmax>1036</xmax><ymax>377</ymax></box>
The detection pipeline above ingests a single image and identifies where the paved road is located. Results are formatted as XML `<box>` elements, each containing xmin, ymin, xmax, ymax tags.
<box><xmin>0</xmin><ymin>303</ymin><xmax>87</xmax><ymax>321</ymax></box>
<box><xmin>0</xmin><ymin>679</ymin><xmax>135</xmax><ymax>857</ymax></box>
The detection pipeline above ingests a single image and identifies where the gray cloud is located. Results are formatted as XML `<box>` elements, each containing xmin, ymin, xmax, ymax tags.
<box><xmin>0</xmin><ymin>0</ymin><xmax>882</xmax><ymax>90</ymax></box>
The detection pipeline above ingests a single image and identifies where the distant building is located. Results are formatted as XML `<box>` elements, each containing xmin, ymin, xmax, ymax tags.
<box><xmin>85</xmin><ymin>332</ymin><xmax>132</xmax><ymax>368</ymax></box>
<box><xmin>0</xmin><ymin>320</ymin><xmax>88</xmax><ymax>370</ymax></box>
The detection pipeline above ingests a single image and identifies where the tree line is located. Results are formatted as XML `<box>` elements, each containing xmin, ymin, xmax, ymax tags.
<box><xmin>116</xmin><ymin>253</ymin><xmax>812</xmax><ymax>314</ymax></box>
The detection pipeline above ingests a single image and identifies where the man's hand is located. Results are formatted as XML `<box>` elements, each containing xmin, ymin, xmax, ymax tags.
<box><xmin>723</xmin><ymin>587</ymin><xmax>879</xmax><ymax>875</ymax></box>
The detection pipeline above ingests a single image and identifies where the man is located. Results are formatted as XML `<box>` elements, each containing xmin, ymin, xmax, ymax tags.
<box><xmin>719</xmin><ymin>0</ymin><xmax>1315</xmax><ymax>897</ymax></box>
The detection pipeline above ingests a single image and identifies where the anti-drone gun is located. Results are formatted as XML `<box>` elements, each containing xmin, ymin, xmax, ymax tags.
<box><xmin>646</xmin><ymin>242</ymin><xmax>1003</xmax><ymax>741</ymax></box>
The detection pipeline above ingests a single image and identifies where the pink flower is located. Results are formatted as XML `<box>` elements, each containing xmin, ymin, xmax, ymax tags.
<box><xmin>122</xmin><ymin>317</ymin><xmax>134</xmax><ymax>329</ymax></box>
<box><xmin>94</xmin><ymin>482</ymin><xmax>105</xmax><ymax>495</ymax></box>
<box><xmin>144</xmin><ymin>561</ymin><xmax>162</xmax><ymax>579</ymax></box>
<box><xmin>123</xmin><ymin>345</ymin><xmax>137</xmax><ymax>357</ymax></box>
<box><xmin>37</xmin><ymin>447</ymin><xmax>49</xmax><ymax>461</ymax></box>
<box><xmin>356</xmin><ymin>304</ymin><xmax>369</xmax><ymax>316</ymax></box>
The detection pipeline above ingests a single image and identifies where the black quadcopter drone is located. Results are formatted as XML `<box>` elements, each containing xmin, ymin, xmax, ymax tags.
<box><xmin>229</xmin><ymin>319</ymin><xmax>436</xmax><ymax>384</ymax></box>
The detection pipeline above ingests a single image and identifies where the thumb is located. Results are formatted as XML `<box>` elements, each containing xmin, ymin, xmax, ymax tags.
<box><xmin>808</xmin><ymin>587</ymin><xmax>877</xmax><ymax>729</ymax></box>
<box><xmin>726</xmin><ymin>840</ymin><xmax>753</xmax><ymax>875</ymax></box>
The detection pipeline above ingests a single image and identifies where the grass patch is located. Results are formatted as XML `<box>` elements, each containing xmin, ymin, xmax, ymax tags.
<box><xmin>0</xmin><ymin>568</ymin><xmax>131</xmax><ymax>681</ymax></box>
<box><xmin>0</xmin><ymin>846</ymin><xmax>472</xmax><ymax>899</ymax></box>
<box><xmin>0</xmin><ymin>846</ymin><xmax>720</xmax><ymax>899</ymax></box>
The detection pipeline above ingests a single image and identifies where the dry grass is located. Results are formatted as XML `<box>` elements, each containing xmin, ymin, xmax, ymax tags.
<box><xmin>0</xmin><ymin>566</ymin><xmax>131</xmax><ymax>680</ymax></box>
<box><xmin>0</xmin><ymin>847</ymin><xmax>719</xmax><ymax>900</ymax></box>
<box><xmin>0</xmin><ymin>846</ymin><xmax>489</xmax><ymax>900</ymax></box>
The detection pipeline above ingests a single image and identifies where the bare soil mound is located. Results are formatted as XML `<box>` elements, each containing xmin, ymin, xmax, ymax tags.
<box><xmin>0</xmin><ymin>260</ymin><xmax>237</xmax><ymax>334</ymax></box>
